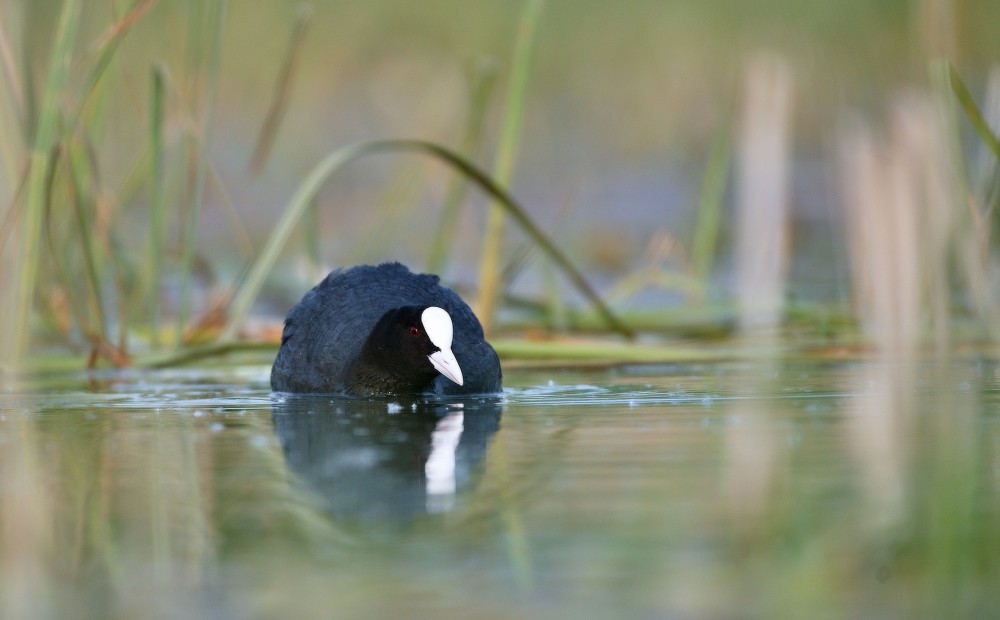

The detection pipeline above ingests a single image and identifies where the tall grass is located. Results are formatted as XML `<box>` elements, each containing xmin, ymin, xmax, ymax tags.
<box><xmin>175</xmin><ymin>0</ymin><xmax>227</xmax><ymax>346</ymax></box>
<box><xmin>12</xmin><ymin>0</ymin><xmax>81</xmax><ymax>362</ymax></box>
<box><xmin>474</xmin><ymin>0</ymin><xmax>544</xmax><ymax>335</ymax></box>
<box><xmin>0</xmin><ymin>0</ymin><xmax>996</xmax><ymax>376</ymax></box>
<box><xmin>690</xmin><ymin>120</ymin><xmax>731</xmax><ymax>293</ymax></box>
<box><xmin>0</xmin><ymin>0</ymin><xmax>235</xmax><ymax>371</ymax></box>
<box><xmin>0</xmin><ymin>0</ymin><xmax>637</xmax><ymax>375</ymax></box>
<box><xmin>145</xmin><ymin>66</ymin><xmax>167</xmax><ymax>346</ymax></box>
<box><xmin>0</xmin><ymin>2</ymin><xmax>300</xmax><ymax>368</ymax></box>
<box><xmin>220</xmin><ymin>139</ymin><xmax>632</xmax><ymax>343</ymax></box>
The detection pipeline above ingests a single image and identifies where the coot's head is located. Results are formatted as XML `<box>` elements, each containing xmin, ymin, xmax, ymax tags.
<box><xmin>348</xmin><ymin>305</ymin><xmax>464</xmax><ymax>395</ymax></box>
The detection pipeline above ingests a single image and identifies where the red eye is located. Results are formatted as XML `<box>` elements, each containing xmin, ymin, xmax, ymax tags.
<box><xmin>409</xmin><ymin>326</ymin><xmax>420</xmax><ymax>337</ymax></box>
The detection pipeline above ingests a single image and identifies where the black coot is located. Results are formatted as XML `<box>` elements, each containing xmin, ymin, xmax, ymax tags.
<box><xmin>270</xmin><ymin>263</ymin><xmax>502</xmax><ymax>396</ymax></box>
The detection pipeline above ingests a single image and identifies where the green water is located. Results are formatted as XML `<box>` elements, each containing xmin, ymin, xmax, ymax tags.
<box><xmin>2</xmin><ymin>360</ymin><xmax>998</xmax><ymax>618</ymax></box>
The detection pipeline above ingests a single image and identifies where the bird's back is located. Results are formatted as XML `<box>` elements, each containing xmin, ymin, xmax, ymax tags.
<box><xmin>270</xmin><ymin>263</ymin><xmax>501</xmax><ymax>394</ymax></box>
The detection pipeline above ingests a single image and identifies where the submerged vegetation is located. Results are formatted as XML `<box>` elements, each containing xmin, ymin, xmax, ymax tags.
<box><xmin>1</xmin><ymin>0</ymin><xmax>1000</xmax><ymax>617</ymax></box>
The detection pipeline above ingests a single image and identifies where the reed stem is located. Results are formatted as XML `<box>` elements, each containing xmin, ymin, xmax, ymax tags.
<box><xmin>474</xmin><ymin>0</ymin><xmax>544</xmax><ymax>335</ymax></box>
<box><xmin>147</xmin><ymin>66</ymin><xmax>167</xmax><ymax>346</ymax></box>
<box><xmin>13</xmin><ymin>0</ymin><xmax>81</xmax><ymax>361</ymax></box>
<box><xmin>427</xmin><ymin>57</ymin><xmax>498</xmax><ymax>274</ymax></box>
<box><xmin>691</xmin><ymin>121</ymin><xmax>731</xmax><ymax>290</ymax></box>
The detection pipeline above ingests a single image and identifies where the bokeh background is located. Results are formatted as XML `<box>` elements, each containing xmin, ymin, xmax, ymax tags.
<box><xmin>2</xmin><ymin>5</ymin><xmax>1000</xmax><ymax>618</ymax></box>
<box><xmin>2</xmin><ymin>0</ymin><xmax>999</xmax><ymax>348</ymax></box>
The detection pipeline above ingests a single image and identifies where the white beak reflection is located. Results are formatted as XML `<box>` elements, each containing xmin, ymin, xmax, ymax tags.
<box><xmin>425</xmin><ymin>409</ymin><xmax>464</xmax><ymax>513</ymax></box>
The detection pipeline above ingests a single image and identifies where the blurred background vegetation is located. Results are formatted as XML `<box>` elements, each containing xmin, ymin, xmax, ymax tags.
<box><xmin>0</xmin><ymin>0</ymin><xmax>998</xmax><ymax>367</ymax></box>
<box><xmin>2</xmin><ymin>4</ymin><xmax>1000</xmax><ymax>617</ymax></box>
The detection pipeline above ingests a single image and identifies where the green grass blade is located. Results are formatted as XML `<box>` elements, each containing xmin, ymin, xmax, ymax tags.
<box><xmin>146</xmin><ymin>65</ymin><xmax>167</xmax><ymax>346</ymax></box>
<box><xmin>86</xmin><ymin>0</ymin><xmax>160</xmax><ymax>57</ymax></box>
<box><xmin>43</xmin><ymin>148</ymin><xmax>90</xmax><ymax>337</ymax></box>
<box><xmin>66</xmin><ymin>146</ymin><xmax>108</xmax><ymax>341</ymax></box>
<box><xmin>475</xmin><ymin>0</ymin><xmax>544</xmax><ymax>334</ymax></box>
<box><xmin>691</xmin><ymin>121</ymin><xmax>731</xmax><ymax>288</ymax></box>
<box><xmin>249</xmin><ymin>4</ymin><xmax>311</xmax><ymax>176</ymax></box>
<box><xmin>405</xmin><ymin>141</ymin><xmax>632</xmax><ymax>337</ymax></box>
<box><xmin>222</xmin><ymin>142</ymin><xmax>383</xmax><ymax>341</ymax></box>
<box><xmin>13</xmin><ymin>0</ymin><xmax>81</xmax><ymax>360</ymax></box>
<box><xmin>949</xmin><ymin>64</ymin><xmax>1000</xmax><ymax>163</ymax></box>
<box><xmin>222</xmin><ymin>139</ymin><xmax>632</xmax><ymax>341</ymax></box>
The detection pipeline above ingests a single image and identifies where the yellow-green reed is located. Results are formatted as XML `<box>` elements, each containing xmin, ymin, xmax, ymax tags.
<box><xmin>690</xmin><ymin>120</ymin><xmax>731</xmax><ymax>291</ymax></box>
<box><xmin>65</xmin><ymin>146</ymin><xmax>109</xmax><ymax>344</ymax></box>
<box><xmin>947</xmin><ymin>65</ymin><xmax>1000</xmax><ymax>336</ymax></box>
<box><xmin>65</xmin><ymin>0</ymin><xmax>164</xmax><ymax>347</ymax></box>
<box><xmin>950</xmin><ymin>65</ymin><xmax>1000</xmax><ymax>163</ymax></box>
<box><xmin>474</xmin><ymin>0</ymin><xmax>544</xmax><ymax>335</ymax></box>
<box><xmin>41</xmin><ymin>159</ymin><xmax>84</xmax><ymax>335</ymax></box>
<box><xmin>14</xmin><ymin>0</ymin><xmax>82</xmax><ymax>361</ymax></box>
<box><xmin>427</xmin><ymin>56</ymin><xmax>499</xmax><ymax>274</ymax></box>
<box><xmin>0</xmin><ymin>1</ymin><xmax>178</xmax><ymax>367</ymax></box>
<box><xmin>219</xmin><ymin>141</ymin><xmax>416</xmax><ymax>343</ymax></box>
<box><xmin>146</xmin><ymin>65</ymin><xmax>167</xmax><ymax>346</ymax></box>
<box><xmin>930</xmin><ymin>62</ymin><xmax>997</xmax><ymax>341</ymax></box>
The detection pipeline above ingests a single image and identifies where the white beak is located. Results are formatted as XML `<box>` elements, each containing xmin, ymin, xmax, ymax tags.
<box><xmin>428</xmin><ymin>348</ymin><xmax>464</xmax><ymax>386</ymax></box>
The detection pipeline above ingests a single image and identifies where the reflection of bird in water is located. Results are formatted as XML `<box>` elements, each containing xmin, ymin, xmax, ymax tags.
<box><xmin>271</xmin><ymin>396</ymin><xmax>502</xmax><ymax>520</ymax></box>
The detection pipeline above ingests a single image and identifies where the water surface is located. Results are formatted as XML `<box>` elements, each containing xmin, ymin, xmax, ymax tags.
<box><xmin>2</xmin><ymin>360</ymin><xmax>998</xmax><ymax>618</ymax></box>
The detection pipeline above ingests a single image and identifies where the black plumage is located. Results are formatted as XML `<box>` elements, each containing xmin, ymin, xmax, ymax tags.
<box><xmin>270</xmin><ymin>263</ymin><xmax>502</xmax><ymax>395</ymax></box>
